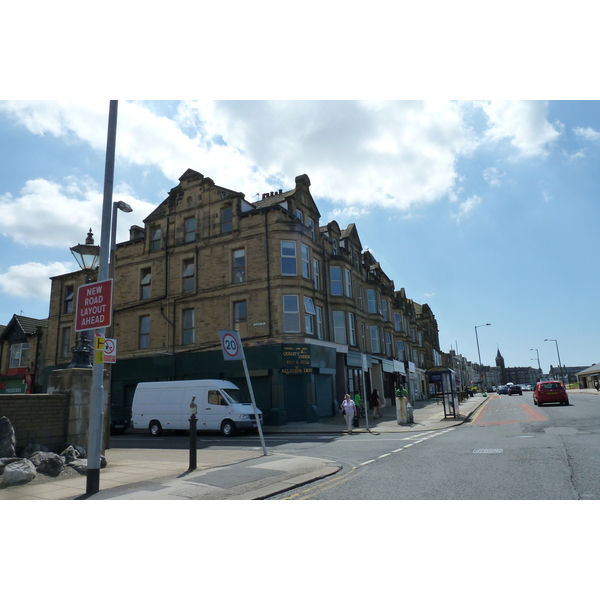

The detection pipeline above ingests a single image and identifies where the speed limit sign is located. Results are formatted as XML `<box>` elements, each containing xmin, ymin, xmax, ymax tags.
<box><xmin>219</xmin><ymin>330</ymin><xmax>245</xmax><ymax>361</ymax></box>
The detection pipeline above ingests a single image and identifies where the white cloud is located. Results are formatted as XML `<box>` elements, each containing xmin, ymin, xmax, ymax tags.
<box><xmin>481</xmin><ymin>100</ymin><xmax>561</xmax><ymax>157</ymax></box>
<box><xmin>0</xmin><ymin>176</ymin><xmax>156</xmax><ymax>248</ymax></box>
<box><xmin>573</xmin><ymin>126</ymin><xmax>600</xmax><ymax>140</ymax></box>
<box><xmin>453</xmin><ymin>194</ymin><xmax>482</xmax><ymax>222</ymax></box>
<box><xmin>483</xmin><ymin>166</ymin><xmax>503</xmax><ymax>186</ymax></box>
<box><xmin>0</xmin><ymin>261</ymin><xmax>73</xmax><ymax>300</ymax></box>
<box><xmin>1</xmin><ymin>100</ymin><xmax>482</xmax><ymax>213</ymax></box>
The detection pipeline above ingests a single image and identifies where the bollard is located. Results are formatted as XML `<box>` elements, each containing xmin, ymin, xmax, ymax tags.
<box><xmin>189</xmin><ymin>396</ymin><xmax>197</xmax><ymax>471</ymax></box>
<box><xmin>396</xmin><ymin>395</ymin><xmax>407</xmax><ymax>424</ymax></box>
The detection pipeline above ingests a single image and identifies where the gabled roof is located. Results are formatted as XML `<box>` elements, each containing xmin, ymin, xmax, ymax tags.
<box><xmin>340</xmin><ymin>223</ymin><xmax>363</xmax><ymax>250</ymax></box>
<box><xmin>0</xmin><ymin>314</ymin><xmax>48</xmax><ymax>342</ymax></box>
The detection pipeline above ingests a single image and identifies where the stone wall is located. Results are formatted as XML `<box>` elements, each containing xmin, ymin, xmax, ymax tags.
<box><xmin>0</xmin><ymin>394</ymin><xmax>69</xmax><ymax>454</ymax></box>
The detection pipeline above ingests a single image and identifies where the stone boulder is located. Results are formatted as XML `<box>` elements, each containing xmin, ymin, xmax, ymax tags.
<box><xmin>22</xmin><ymin>443</ymin><xmax>50</xmax><ymax>458</ymax></box>
<box><xmin>67</xmin><ymin>459</ymin><xmax>88</xmax><ymax>474</ymax></box>
<box><xmin>2</xmin><ymin>458</ymin><xmax>37</xmax><ymax>486</ymax></box>
<box><xmin>60</xmin><ymin>445</ymin><xmax>81</xmax><ymax>464</ymax></box>
<box><xmin>29</xmin><ymin>451</ymin><xmax>66</xmax><ymax>477</ymax></box>
<box><xmin>0</xmin><ymin>416</ymin><xmax>16</xmax><ymax>458</ymax></box>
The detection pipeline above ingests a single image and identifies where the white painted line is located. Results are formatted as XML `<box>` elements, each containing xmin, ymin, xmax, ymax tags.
<box><xmin>392</xmin><ymin>448</ymin><xmax>404</xmax><ymax>452</ymax></box>
<box><xmin>360</xmin><ymin>460</ymin><xmax>375</xmax><ymax>466</ymax></box>
<box><xmin>378</xmin><ymin>453</ymin><xmax>391</xmax><ymax>459</ymax></box>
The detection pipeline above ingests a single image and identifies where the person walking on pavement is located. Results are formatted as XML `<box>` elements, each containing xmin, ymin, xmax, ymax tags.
<box><xmin>354</xmin><ymin>392</ymin><xmax>363</xmax><ymax>419</ymax></box>
<box><xmin>595</xmin><ymin>379</ymin><xmax>600</xmax><ymax>393</ymax></box>
<box><xmin>341</xmin><ymin>394</ymin><xmax>356</xmax><ymax>433</ymax></box>
<box><xmin>369</xmin><ymin>389</ymin><xmax>382</xmax><ymax>419</ymax></box>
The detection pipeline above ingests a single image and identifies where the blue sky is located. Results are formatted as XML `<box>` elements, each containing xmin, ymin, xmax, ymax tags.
<box><xmin>2</xmin><ymin>3</ymin><xmax>599</xmax><ymax>377</ymax></box>
<box><xmin>1</xmin><ymin>99</ymin><xmax>598</xmax><ymax>374</ymax></box>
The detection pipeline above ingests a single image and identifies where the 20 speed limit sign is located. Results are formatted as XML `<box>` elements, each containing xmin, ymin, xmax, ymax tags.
<box><xmin>219</xmin><ymin>330</ymin><xmax>245</xmax><ymax>361</ymax></box>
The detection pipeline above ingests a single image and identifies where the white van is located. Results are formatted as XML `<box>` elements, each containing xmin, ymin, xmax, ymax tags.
<box><xmin>131</xmin><ymin>379</ymin><xmax>263</xmax><ymax>437</ymax></box>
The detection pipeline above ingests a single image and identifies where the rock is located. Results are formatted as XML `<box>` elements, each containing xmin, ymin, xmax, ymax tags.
<box><xmin>67</xmin><ymin>459</ymin><xmax>87</xmax><ymax>474</ymax></box>
<box><xmin>73</xmin><ymin>445</ymin><xmax>87</xmax><ymax>459</ymax></box>
<box><xmin>0</xmin><ymin>416</ymin><xmax>17</xmax><ymax>458</ymax></box>
<box><xmin>60</xmin><ymin>445</ymin><xmax>81</xmax><ymax>464</ymax></box>
<box><xmin>22</xmin><ymin>443</ymin><xmax>50</xmax><ymax>458</ymax></box>
<box><xmin>2</xmin><ymin>458</ymin><xmax>37</xmax><ymax>486</ymax></box>
<box><xmin>29</xmin><ymin>451</ymin><xmax>66</xmax><ymax>477</ymax></box>
<box><xmin>66</xmin><ymin>455</ymin><xmax>106</xmax><ymax>475</ymax></box>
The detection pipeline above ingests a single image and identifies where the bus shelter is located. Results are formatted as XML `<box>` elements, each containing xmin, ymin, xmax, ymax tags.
<box><xmin>426</xmin><ymin>367</ymin><xmax>458</xmax><ymax>418</ymax></box>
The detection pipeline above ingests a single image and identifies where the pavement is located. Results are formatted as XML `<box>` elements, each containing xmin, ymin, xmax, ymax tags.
<box><xmin>0</xmin><ymin>393</ymin><xmax>490</xmax><ymax>500</ymax></box>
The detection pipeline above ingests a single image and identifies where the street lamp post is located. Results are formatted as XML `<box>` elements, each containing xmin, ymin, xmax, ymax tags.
<box><xmin>475</xmin><ymin>323</ymin><xmax>491</xmax><ymax>392</ymax></box>
<box><xmin>84</xmin><ymin>100</ymin><xmax>118</xmax><ymax>496</ymax></box>
<box><xmin>530</xmin><ymin>348</ymin><xmax>541</xmax><ymax>373</ymax></box>
<box><xmin>544</xmin><ymin>339</ymin><xmax>565</xmax><ymax>386</ymax></box>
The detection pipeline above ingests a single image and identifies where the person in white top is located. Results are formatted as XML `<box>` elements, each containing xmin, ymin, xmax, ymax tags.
<box><xmin>341</xmin><ymin>394</ymin><xmax>356</xmax><ymax>433</ymax></box>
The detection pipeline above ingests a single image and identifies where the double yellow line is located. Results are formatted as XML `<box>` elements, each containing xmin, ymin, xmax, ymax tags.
<box><xmin>284</xmin><ymin>467</ymin><xmax>361</xmax><ymax>500</ymax></box>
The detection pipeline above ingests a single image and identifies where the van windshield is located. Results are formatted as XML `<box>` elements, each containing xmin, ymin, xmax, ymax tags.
<box><xmin>222</xmin><ymin>388</ymin><xmax>246</xmax><ymax>404</ymax></box>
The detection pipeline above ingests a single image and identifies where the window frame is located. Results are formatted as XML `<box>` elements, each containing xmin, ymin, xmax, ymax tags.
<box><xmin>232</xmin><ymin>248</ymin><xmax>246</xmax><ymax>283</ymax></box>
<box><xmin>283</xmin><ymin>295</ymin><xmax>301</xmax><ymax>333</ymax></box>
<box><xmin>182</xmin><ymin>259</ymin><xmax>195</xmax><ymax>293</ymax></box>
<box><xmin>140</xmin><ymin>268</ymin><xmax>152</xmax><ymax>300</ymax></box>
<box><xmin>301</xmin><ymin>244</ymin><xmax>310</xmax><ymax>279</ymax></box>
<box><xmin>348</xmin><ymin>312</ymin><xmax>356</xmax><ymax>346</ymax></box>
<box><xmin>281</xmin><ymin>241</ymin><xmax>297</xmax><ymax>276</ymax></box>
<box><xmin>139</xmin><ymin>315</ymin><xmax>150</xmax><ymax>349</ymax></box>
<box><xmin>304</xmin><ymin>297</ymin><xmax>316</xmax><ymax>335</ymax></box>
<box><xmin>330</xmin><ymin>265</ymin><xmax>343</xmax><ymax>296</ymax></box>
<box><xmin>184</xmin><ymin>216</ymin><xmax>196</xmax><ymax>243</ymax></box>
<box><xmin>182</xmin><ymin>308</ymin><xmax>194</xmax><ymax>345</ymax></box>
<box><xmin>333</xmin><ymin>310</ymin><xmax>347</xmax><ymax>345</ymax></box>
<box><xmin>221</xmin><ymin>207</ymin><xmax>233</xmax><ymax>233</ymax></box>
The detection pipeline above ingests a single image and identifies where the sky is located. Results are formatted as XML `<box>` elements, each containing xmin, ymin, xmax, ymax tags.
<box><xmin>1</xmin><ymin>98</ymin><xmax>598</xmax><ymax>375</ymax></box>
<box><xmin>1</xmin><ymin>3</ymin><xmax>599</xmax><ymax>378</ymax></box>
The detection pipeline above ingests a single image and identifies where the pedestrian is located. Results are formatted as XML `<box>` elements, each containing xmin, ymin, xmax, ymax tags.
<box><xmin>595</xmin><ymin>379</ymin><xmax>600</xmax><ymax>393</ymax></box>
<box><xmin>341</xmin><ymin>394</ymin><xmax>356</xmax><ymax>433</ymax></box>
<box><xmin>369</xmin><ymin>389</ymin><xmax>382</xmax><ymax>418</ymax></box>
<box><xmin>354</xmin><ymin>392</ymin><xmax>363</xmax><ymax>419</ymax></box>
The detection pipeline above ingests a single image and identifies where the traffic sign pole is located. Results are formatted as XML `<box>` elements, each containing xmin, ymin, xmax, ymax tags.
<box><xmin>219</xmin><ymin>330</ymin><xmax>267</xmax><ymax>455</ymax></box>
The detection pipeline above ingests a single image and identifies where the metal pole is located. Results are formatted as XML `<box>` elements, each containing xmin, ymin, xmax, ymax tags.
<box><xmin>241</xmin><ymin>357</ymin><xmax>267</xmax><ymax>456</ymax></box>
<box><xmin>189</xmin><ymin>396</ymin><xmax>197</xmax><ymax>471</ymax></box>
<box><xmin>86</xmin><ymin>100</ymin><xmax>118</xmax><ymax>496</ymax></box>
<box><xmin>475</xmin><ymin>324</ymin><xmax>490</xmax><ymax>392</ymax></box>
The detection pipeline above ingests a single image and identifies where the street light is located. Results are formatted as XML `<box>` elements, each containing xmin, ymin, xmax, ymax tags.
<box><xmin>70</xmin><ymin>228</ymin><xmax>100</xmax><ymax>271</ymax></box>
<box><xmin>109</xmin><ymin>201</ymin><xmax>132</xmax><ymax>280</ymax></box>
<box><xmin>475</xmin><ymin>323</ymin><xmax>491</xmax><ymax>392</ymax></box>
<box><xmin>530</xmin><ymin>348</ymin><xmax>541</xmax><ymax>372</ymax></box>
<box><xmin>544</xmin><ymin>339</ymin><xmax>565</xmax><ymax>386</ymax></box>
<box><xmin>68</xmin><ymin>229</ymin><xmax>101</xmax><ymax>369</ymax></box>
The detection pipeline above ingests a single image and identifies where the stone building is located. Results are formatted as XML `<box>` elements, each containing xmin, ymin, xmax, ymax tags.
<box><xmin>0</xmin><ymin>314</ymin><xmax>48</xmax><ymax>394</ymax></box>
<box><xmin>44</xmin><ymin>169</ymin><xmax>441</xmax><ymax>426</ymax></box>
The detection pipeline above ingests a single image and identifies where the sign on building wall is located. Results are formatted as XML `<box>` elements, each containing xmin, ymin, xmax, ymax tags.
<box><xmin>281</xmin><ymin>344</ymin><xmax>313</xmax><ymax>374</ymax></box>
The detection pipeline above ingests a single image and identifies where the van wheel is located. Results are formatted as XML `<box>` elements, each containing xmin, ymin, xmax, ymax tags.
<box><xmin>221</xmin><ymin>420</ymin><xmax>236</xmax><ymax>436</ymax></box>
<box><xmin>149</xmin><ymin>421</ymin><xmax>163</xmax><ymax>436</ymax></box>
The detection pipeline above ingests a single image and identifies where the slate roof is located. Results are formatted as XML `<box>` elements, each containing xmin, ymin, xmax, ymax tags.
<box><xmin>0</xmin><ymin>314</ymin><xmax>48</xmax><ymax>342</ymax></box>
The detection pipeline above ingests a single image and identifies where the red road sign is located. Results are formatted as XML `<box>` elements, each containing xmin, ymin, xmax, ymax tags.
<box><xmin>75</xmin><ymin>280</ymin><xmax>113</xmax><ymax>331</ymax></box>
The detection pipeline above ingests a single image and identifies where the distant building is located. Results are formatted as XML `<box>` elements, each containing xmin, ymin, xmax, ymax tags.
<box><xmin>0</xmin><ymin>314</ymin><xmax>48</xmax><ymax>393</ymax></box>
<box><xmin>495</xmin><ymin>348</ymin><xmax>542</xmax><ymax>386</ymax></box>
<box><xmin>44</xmin><ymin>169</ymin><xmax>442</xmax><ymax>425</ymax></box>
<box><xmin>549</xmin><ymin>364</ymin><xmax>589</xmax><ymax>386</ymax></box>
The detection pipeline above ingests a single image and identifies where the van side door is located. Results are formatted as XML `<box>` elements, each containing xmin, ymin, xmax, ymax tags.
<box><xmin>204</xmin><ymin>389</ymin><xmax>229</xmax><ymax>431</ymax></box>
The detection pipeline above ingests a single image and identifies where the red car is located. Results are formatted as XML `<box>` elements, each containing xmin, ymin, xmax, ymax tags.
<box><xmin>533</xmin><ymin>381</ymin><xmax>569</xmax><ymax>406</ymax></box>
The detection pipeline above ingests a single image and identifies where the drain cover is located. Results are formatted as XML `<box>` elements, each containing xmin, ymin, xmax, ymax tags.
<box><xmin>472</xmin><ymin>448</ymin><xmax>503</xmax><ymax>454</ymax></box>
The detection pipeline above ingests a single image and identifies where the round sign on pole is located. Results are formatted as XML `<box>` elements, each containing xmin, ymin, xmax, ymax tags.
<box><xmin>219</xmin><ymin>330</ymin><xmax>244</xmax><ymax>361</ymax></box>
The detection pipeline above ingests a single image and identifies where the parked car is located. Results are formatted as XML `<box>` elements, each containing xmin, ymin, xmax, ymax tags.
<box><xmin>508</xmin><ymin>384</ymin><xmax>522</xmax><ymax>396</ymax></box>
<box><xmin>533</xmin><ymin>381</ymin><xmax>569</xmax><ymax>406</ymax></box>
<box><xmin>497</xmin><ymin>385</ymin><xmax>508</xmax><ymax>395</ymax></box>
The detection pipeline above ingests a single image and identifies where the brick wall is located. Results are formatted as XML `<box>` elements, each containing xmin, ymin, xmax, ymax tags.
<box><xmin>0</xmin><ymin>394</ymin><xmax>69</xmax><ymax>454</ymax></box>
